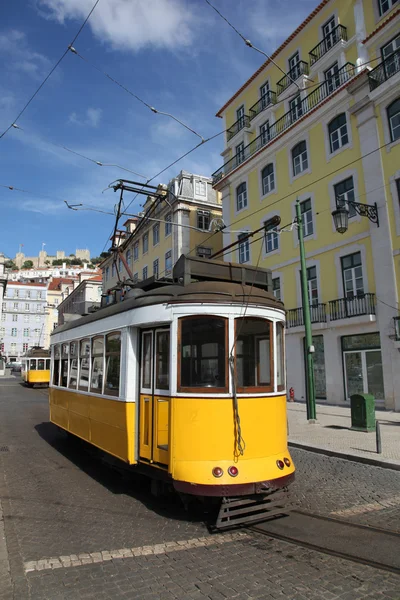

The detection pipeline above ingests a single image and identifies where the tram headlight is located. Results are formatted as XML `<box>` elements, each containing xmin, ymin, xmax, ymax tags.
<box><xmin>284</xmin><ymin>457</ymin><xmax>291</xmax><ymax>467</ymax></box>
<box><xmin>276</xmin><ymin>460</ymin><xmax>284</xmax><ymax>470</ymax></box>
<box><xmin>212</xmin><ymin>467</ymin><xmax>224</xmax><ymax>478</ymax></box>
<box><xmin>228</xmin><ymin>466</ymin><xmax>238</xmax><ymax>477</ymax></box>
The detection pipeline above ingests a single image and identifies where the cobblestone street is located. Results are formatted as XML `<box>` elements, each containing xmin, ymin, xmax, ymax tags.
<box><xmin>1</xmin><ymin>379</ymin><xmax>400</xmax><ymax>599</ymax></box>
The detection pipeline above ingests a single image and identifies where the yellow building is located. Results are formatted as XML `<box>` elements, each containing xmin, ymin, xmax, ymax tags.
<box><xmin>212</xmin><ymin>0</ymin><xmax>400</xmax><ymax>410</ymax></box>
<box><xmin>102</xmin><ymin>170</ymin><xmax>223</xmax><ymax>290</ymax></box>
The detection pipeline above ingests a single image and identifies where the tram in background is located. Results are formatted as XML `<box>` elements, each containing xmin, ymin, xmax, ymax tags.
<box><xmin>49</xmin><ymin>255</ymin><xmax>294</xmax><ymax>527</ymax></box>
<box><xmin>21</xmin><ymin>347</ymin><xmax>51</xmax><ymax>387</ymax></box>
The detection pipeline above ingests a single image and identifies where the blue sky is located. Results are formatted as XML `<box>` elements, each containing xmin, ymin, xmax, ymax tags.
<box><xmin>0</xmin><ymin>0</ymin><xmax>317</xmax><ymax>259</ymax></box>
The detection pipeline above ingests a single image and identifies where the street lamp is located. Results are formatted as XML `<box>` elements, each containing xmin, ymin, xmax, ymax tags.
<box><xmin>332</xmin><ymin>199</ymin><xmax>379</xmax><ymax>234</ymax></box>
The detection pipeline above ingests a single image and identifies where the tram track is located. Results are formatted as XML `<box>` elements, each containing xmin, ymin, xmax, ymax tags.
<box><xmin>249</xmin><ymin>509</ymin><xmax>400</xmax><ymax>575</ymax></box>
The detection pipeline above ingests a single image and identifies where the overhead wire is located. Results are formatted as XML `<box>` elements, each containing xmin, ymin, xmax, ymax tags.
<box><xmin>0</xmin><ymin>0</ymin><xmax>101</xmax><ymax>139</ymax></box>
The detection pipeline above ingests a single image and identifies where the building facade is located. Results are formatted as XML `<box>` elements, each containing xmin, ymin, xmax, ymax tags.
<box><xmin>1</xmin><ymin>282</ymin><xmax>48</xmax><ymax>360</ymax></box>
<box><xmin>46</xmin><ymin>278</ymin><xmax>78</xmax><ymax>340</ymax></box>
<box><xmin>213</xmin><ymin>0</ymin><xmax>400</xmax><ymax>410</ymax></box>
<box><xmin>102</xmin><ymin>171</ymin><xmax>223</xmax><ymax>290</ymax></box>
<box><xmin>7</xmin><ymin>263</ymin><xmax>97</xmax><ymax>282</ymax></box>
<box><xmin>57</xmin><ymin>275</ymin><xmax>102</xmax><ymax>325</ymax></box>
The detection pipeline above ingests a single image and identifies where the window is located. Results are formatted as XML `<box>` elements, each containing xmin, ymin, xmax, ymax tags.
<box><xmin>235</xmin><ymin>318</ymin><xmax>272</xmax><ymax>391</ymax></box>
<box><xmin>13</xmin><ymin>302</ymin><xmax>18</xmax><ymax>310</ymax></box>
<box><xmin>378</xmin><ymin>0</ymin><xmax>398</xmax><ymax>17</ymax></box>
<box><xmin>236</xmin><ymin>104</ymin><xmax>245</xmax><ymax>128</ymax></box>
<box><xmin>195</xmin><ymin>180</ymin><xmax>206</xmax><ymax>196</ymax></box>
<box><xmin>292</xmin><ymin>141</ymin><xmax>308</xmax><ymax>176</ymax></box>
<box><xmin>322</xmin><ymin>16</ymin><xmax>336</xmax><ymax>49</ymax></box>
<box><xmin>153</xmin><ymin>224</ymin><xmax>160</xmax><ymax>246</ymax></box>
<box><xmin>34</xmin><ymin>328</ymin><xmax>40</xmax><ymax>337</ymax></box>
<box><xmin>118</xmin><ymin>258</ymin><xmax>123</xmax><ymax>273</ymax></box>
<box><xmin>143</xmin><ymin>266</ymin><xmax>148</xmax><ymax>280</ymax></box>
<box><xmin>289</xmin><ymin>94</ymin><xmax>303</xmax><ymax>122</ymax></box>
<box><xmin>143</xmin><ymin>233</ymin><xmax>149</xmax><ymax>254</ymax></box>
<box><xmin>12</xmin><ymin>314</ymin><xmax>18</xmax><ymax>322</ymax></box>
<box><xmin>36</xmin><ymin>315</ymin><xmax>40</xmax><ymax>322</ymax></box>
<box><xmin>25</xmin><ymin>303</ymin><xmax>29</xmax><ymax>311</ymax></box>
<box><xmin>260</xmin><ymin>81</ymin><xmax>270</xmax><ymax>108</ymax></box>
<box><xmin>334</xmin><ymin>177</ymin><xmax>356</xmax><ymax>218</ymax></box>
<box><xmin>306</xmin><ymin>266</ymin><xmax>319</xmax><ymax>305</ymax></box>
<box><xmin>36</xmin><ymin>305</ymin><xmax>41</xmax><ymax>312</ymax></box>
<box><xmin>126</xmin><ymin>249</ymin><xmax>131</xmax><ymax>265</ymax></box>
<box><xmin>236</xmin><ymin>142</ymin><xmax>245</xmax><ymax>165</ymax></box>
<box><xmin>133</xmin><ymin>242</ymin><xmax>139</xmax><ymax>261</ymax></box>
<box><xmin>156</xmin><ymin>330</ymin><xmax>170</xmax><ymax>390</ymax></box>
<box><xmin>23</xmin><ymin>343</ymin><xmax>28</xmax><ymax>352</ymax></box>
<box><xmin>133</xmin><ymin>273</ymin><xmax>138</xmax><ymax>283</ymax></box>
<box><xmin>387</xmin><ymin>98</ymin><xmax>400</xmax><ymax>142</ymax></box>
<box><xmin>273</xmin><ymin>277</ymin><xmax>281</xmax><ymax>300</ymax></box>
<box><xmin>179</xmin><ymin>316</ymin><xmax>227</xmax><ymax>391</ymax></box>
<box><xmin>236</xmin><ymin>182</ymin><xmax>247</xmax><ymax>211</ymax></box>
<box><xmin>165</xmin><ymin>250</ymin><xmax>172</xmax><ymax>275</ymax></box>
<box><xmin>141</xmin><ymin>332</ymin><xmax>152</xmax><ymax>389</ymax></box>
<box><xmin>165</xmin><ymin>213</ymin><xmax>172</xmax><ymax>236</ymax></box>
<box><xmin>24</xmin><ymin>314</ymin><xmax>29</xmax><ymax>323</ymax></box>
<box><xmin>105</xmin><ymin>332</ymin><xmax>121</xmax><ymax>397</ymax></box>
<box><xmin>10</xmin><ymin>343</ymin><xmax>16</xmax><ymax>353</ymax></box>
<box><xmin>238</xmin><ymin>233</ymin><xmax>250</xmax><ymax>263</ymax></box>
<box><xmin>112</xmin><ymin>262</ymin><xmax>116</xmax><ymax>277</ymax></box>
<box><xmin>14</xmin><ymin>290</ymin><xmax>19</xmax><ymax>298</ymax></box>
<box><xmin>381</xmin><ymin>34</ymin><xmax>400</xmax><ymax>78</ymax></box>
<box><xmin>289</xmin><ymin>50</ymin><xmax>300</xmax><ymax>79</ymax></box>
<box><xmin>79</xmin><ymin>339</ymin><xmax>90</xmax><ymax>391</ymax></box>
<box><xmin>90</xmin><ymin>336</ymin><xmax>104</xmax><ymax>393</ymax></box>
<box><xmin>341</xmin><ymin>252</ymin><xmax>364</xmax><ymax>297</ymax></box>
<box><xmin>260</xmin><ymin>120</ymin><xmax>270</xmax><ymax>145</ymax></box>
<box><xmin>328</xmin><ymin>113</ymin><xmax>348</xmax><ymax>152</ymax></box>
<box><xmin>2</xmin><ymin>302</ymin><xmax>5</xmax><ymax>311</ymax></box>
<box><xmin>26</xmin><ymin>291</ymin><xmax>30</xmax><ymax>298</ymax></box>
<box><xmin>23</xmin><ymin>328</ymin><xmax>29</xmax><ymax>337</ymax></box>
<box><xmin>105</xmin><ymin>266</ymin><xmax>110</xmax><ymax>281</ymax></box>
<box><xmin>1</xmin><ymin>314</ymin><xmax>5</xmax><ymax>322</ymax></box>
<box><xmin>197</xmin><ymin>210</ymin><xmax>210</xmax><ymax>230</ymax></box>
<box><xmin>69</xmin><ymin>342</ymin><xmax>78</xmax><ymax>389</ymax></box>
<box><xmin>300</xmin><ymin>199</ymin><xmax>313</xmax><ymax>237</ymax></box>
<box><xmin>196</xmin><ymin>246</ymin><xmax>212</xmax><ymax>258</ymax></box>
<box><xmin>30</xmin><ymin>359</ymin><xmax>37</xmax><ymax>371</ymax></box>
<box><xmin>261</xmin><ymin>164</ymin><xmax>275</xmax><ymax>195</ymax></box>
<box><xmin>37</xmin><ymin>291</ymin><xmax>42</xmax><ymax>299</ymax></box>
<box><xmin>38</xmin><ymin>359</ymin><xmax>45</xmax><ymax>371</ymax></box>
<box><xmin>11</xmin><ymin>328</ymin><xmax>17</xmax><ymax>337</ymax></box>
<box><xmin>0</xmin><ymin>327</ymin><xmax>4</xmax><ymax>337</ymax></box>
<box><xmin>324</xmin><ymin>62</ymin><xmax>340</xmax><ymax>94</ymax></box>
<box><xmin>265</xmin><ymin>222</ymin><xmax>278</xmax><ymax>253</ymax></box>
<box><xmin>153</xmin><ymin>259</ymin><xmax>159</xmax><ymax>279</ymax></box>
<box><xmin>61</xmin><ymin>343</ymin><xmax>69</xmax><ymax>387</ymax></box>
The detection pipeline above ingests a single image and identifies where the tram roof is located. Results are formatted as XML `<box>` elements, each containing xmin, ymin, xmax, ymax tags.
<box><xmin>23</xmin><ymin>347</ymin><xmax>51</xmax><ymax>358</ymax></box>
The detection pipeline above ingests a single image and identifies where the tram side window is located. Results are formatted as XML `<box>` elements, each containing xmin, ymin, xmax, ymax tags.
<box><xmin>38</xmin><ymin>359</ymin><xmax>45</xmax><ymax>370</ymax></box>
<box><xmin>46</xmin><ymin>359</ymin><xmax>50</xmax><ymax>370</ymax></box>
<box><xmin>53</xmin><ymin>345</ymin><xmax>60</xmax><ymax>385</ymax></box>
<box><xmin>179</xmin><ymin>316</ymin><xmax>227</xmax><ymax>391</ymax></box>
<box><xmin>235</xmin><ymin>318</ymin><xmax>273</xmax><ymax>391</ymax></box>
<box><xmin>276</xmin><ymin>322</ymin><xmax>285</xmax><ymax>391</ymax></box>
<box><xmin>69</xmin><ymin>342</ymin><xmax>78</xmax><ymax>389</ymax></box>
<box><xmin>61</xmin><ymin>344</ymin><xmax>69</xmax><ymax>387</ymax></box>
<box><xmin>105</xmin><ymin>332</ymin><xmax>121</xmax><ymax>397</ymax></box>
<box><xmin>156</xmin><ymin>330</ymin><xmax>170</xmax><ymax>390</ymax></box>
<box><xmin>79</xmin><ymin>339</ymin><xmax>90</xmax><ymax>391</ymax></box>
<box><xmin>30</xmin><ymin>359</ymin><xmax>37</xmax><ymax>371</ymax></box>
<box><xmin>91</xmin><ymin>336</ymin><xmax>104</xmax><ymax>393</ymax></box>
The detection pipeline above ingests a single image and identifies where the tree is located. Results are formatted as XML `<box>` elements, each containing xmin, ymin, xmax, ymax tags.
<box><xmin>44</xmin><ymin>260</ymin><xmax>51</xmax><ymax>266</ymax></box>
<box><xmin>88</xmin><ymin>263</ymin><xmax>95</xmax><ymax>269</ymax></box>
<box><xmin>5</xmin><ymin>260</ymin><xmax>18</xmax><ymax>270</ymax></box>
<box><xmin>69</xmin><ymin>253</ymin><xmax>75</xmax><ymax>257</ymax></box>
<box><xmin>71</xmin><ymin>258</ymin><xmax>82</xmax><ymax>266</ymax></box>
<box><xmin>52</xmin><ymin>259</ymin><xmax>71</xmax><ymax>266</ymax></box>
<box><xmin>100</xmin><ymin>251</ymin><xmax>111</xmax><ymax>259</ymax></box>
<box><xmin>22</xmin><ymin>260</ymin><xmax>34</xmax><ymax>269</ymax></box>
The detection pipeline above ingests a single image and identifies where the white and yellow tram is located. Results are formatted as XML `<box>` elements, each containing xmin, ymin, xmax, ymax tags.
<box><xmin>21</xmin><ymin>348</ymin><xmax>51</xmax><ymax>387</ymax></box>
<box><xmin>50</xmin><ymin>256</ymin><xmax>294</xmax><ymax>526</ymax></box>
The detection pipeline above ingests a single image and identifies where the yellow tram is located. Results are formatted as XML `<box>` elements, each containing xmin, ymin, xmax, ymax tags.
<box><xmin>21</xmin><ymin>347</ymin><xmax>51</xmax><ymax>387</ymax></box>
<box><xmin>49</xmin><ymin>256</ymin><xmax>294</xmax><ymax>526</ymax></box>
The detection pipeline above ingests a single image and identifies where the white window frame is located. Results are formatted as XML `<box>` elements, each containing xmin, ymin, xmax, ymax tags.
<box><xmin>194</xmin><ymin>180</ymin><xmax>206</xmax><ymax>196</ymax></box>
<box><xmin>236</xmin><ymin>182</ymin><xmax>248</xmax><ymax>213</ymax></box>
<box><xmin>143</xmin><ymin>233</ymin><xmax>149</xmax><ymax>255</ymax></box>
<box><xmin>238</xmin><ymin>233</ymin><xmax>250</xmax><ymax>264</ymax></box>
<box><xmin>300</xmin><ymin>198</ymin><xmax>313</xmax><ymax>238</ymax></box>
<box><xmin>261</xmin><ymin>163</ymin><xmax>275</xmax><ymax>196</ymax></box>
<box><xmin>378</xmin><ymin>0</ymin><xmax>398</xmax><ymax>17</ymax></box>
<box><xmin>153</xmin><ymin>224</ymin><xmax>160</xmax><ymax>246</ymax></box>
<box><xmin>153</xmin><ymin>258</ymin><xmax>159</xmax><ymax>278</ymax></box>
<box><xmin>165</xmin><ymin>250</ymin><xmax>172</xmax><ymax>275</ymax></box>
<box><xmin>272</xmin><ymin>276</ymin><xmax>282</xmax><ymax>301</ymax></box>
<box><xmin>328</xmin><ymin>113</ymin><xmax>349</xmax><ymax>154</ymax></box>
<box><xmin>292</xmin><ymin>141</ymin><xmax>308</xmax><ymax>177</ymax></box>
<box><xmin>165</xmin><ymin>213</ymin><xmax>172</xmax><ymax>237</ymax></box>
<box><xmin>197</xmin><ymin>210</ymin><xmax>210</xmax><ymax>230</ymax></box>
<box><xmin>133</xmin><ymin>242</ymin><xmax>139</xmax><ymax>261</ymax></box>
<box><xmin>142</xmin><ymin>266</ymin><xmax>148</xmax><ymax>280</ymax></box>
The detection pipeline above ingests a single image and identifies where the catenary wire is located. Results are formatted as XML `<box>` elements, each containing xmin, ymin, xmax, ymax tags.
<box><xmin>0</xmin><ymin>0</ymin><xmax>101</xmax><ymax>139</ymax></box>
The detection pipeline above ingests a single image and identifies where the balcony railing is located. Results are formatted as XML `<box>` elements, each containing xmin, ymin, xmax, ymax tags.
<box><xmin>329</xmin><ymin>293</ymin><xmax>376</xmax><ymax>321</ymax></box>
<box><xmin>212</xmin><ymin>62</ymin><xmax>355</xmax><ymax>184</ymax></box>
<box><xmin>309</xmin><ymin>24</ymin><xmax>348</xmax><ymax>66</ymax></box>
<box><xmin>277</xmin><ymin>61</ymin><xmax>309</xmax><ymax>96</ymax></box>
<box><xmin>287</xmin><ymin>303</ymin><xmax>327</xmax><ymax>328</ymax></box>
<box><xmin>368</xmin><ymin>48</ymin><xmax>400</xmax><ymax>91</ymax></box>
<box><xmin>249</xmin><ymin>91</ymin><xmax>277</xmax><ymax>120</ymax></box>
<box><xmin>226</xmin><ymin>115</ymin><xmax>251</xmax><ymax>141</ymax></box>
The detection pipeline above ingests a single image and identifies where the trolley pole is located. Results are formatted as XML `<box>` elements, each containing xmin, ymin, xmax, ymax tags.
<box><xmin>295</xmin><ymin>200</ymin><xmax>317</xmax><ymax>422</ymax></box>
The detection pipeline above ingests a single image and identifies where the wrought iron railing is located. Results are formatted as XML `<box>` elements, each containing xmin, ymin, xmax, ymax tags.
<box><xmin>368</xmin><ymin>48</ymin><xmax>400</xmax><ymax>91</ymax></box>
<box><xmin>309</xmin><ymin>24</ymin><xmax>348</xmax><ymax>65</ymax></box>
<box><xmin>212</xmin><ymin>62</ymin><xmax>355</xmax><ymax>184</ymax></box>
<box><xmin>277</xmin><ymin>61</ymin><xmax>309</xmax><ymax>95</ymax></box>
<box><xmin>226</xmin><ymin>115</ymin><xmax>251</xmax><ymax>141</ymax></box>
<box><xmin>329</xmin><ymin>293</ymin><xmax>375</xmax><ymax>321</ymax></box>
<box><xmin>249</xmin><ymin>91</ymin><xmax>277</xmax><ymax>120</ymax></box>
<box><xmin>287</xmin><ymin>304</ymin><xmax>327</xmax><ymax>328</ymax></box>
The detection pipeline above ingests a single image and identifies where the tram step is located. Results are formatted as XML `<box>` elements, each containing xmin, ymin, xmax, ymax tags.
<box><xmin>216</xmin><ymin>493</ymin><xmax>288</xmax><ymax>530</ymax></box>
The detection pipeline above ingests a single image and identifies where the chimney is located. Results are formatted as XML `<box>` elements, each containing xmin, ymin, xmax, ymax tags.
<box><xmin>62</xmin><ymin>262</ymin><xmax>66</xmax><ymax>270</ymax></box>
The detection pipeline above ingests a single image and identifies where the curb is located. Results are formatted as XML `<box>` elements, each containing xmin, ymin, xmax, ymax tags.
<box><xmin>288</xmin><ymin>441</ymin><xmax>400</xmax><ymax>472</ymax></box>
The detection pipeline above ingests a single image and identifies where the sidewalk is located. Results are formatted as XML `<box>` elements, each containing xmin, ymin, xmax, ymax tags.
<box><xmin>287</xmin><ymin>402</ymin><xmax>400</xmax><ymax>470</ymax></box>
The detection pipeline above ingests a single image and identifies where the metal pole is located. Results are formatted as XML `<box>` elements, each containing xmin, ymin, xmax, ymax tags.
<box><xmin>376</xmin><ymin>420</ymin><xmax>382</xmax><ymax>454</ymax></box>
<box><xmin>295</xmin><ymin>200</ymin><xmax>316</xmax><ymax>422</ymax></box>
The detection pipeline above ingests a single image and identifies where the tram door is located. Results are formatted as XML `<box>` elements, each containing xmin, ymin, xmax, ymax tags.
<box><xmin>139</xmin><ymin>328</ymin><xmax>170</xmax><ymax>466</ymax></box>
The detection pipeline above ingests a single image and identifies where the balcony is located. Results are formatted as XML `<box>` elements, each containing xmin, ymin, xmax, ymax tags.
<box><xmin>277</xmin><ymin>61</ymin><xmax>309</xmax><ymax>96</ymax></box>
<box><xmin>287</xmin><ymin>303</ymin><xmax>327</xmax><ymax>328</ymax></box>
<box><xmin>226</xmin><ymin>115</ymin><xmax>251</xmax><ymax>141</ymax></box>
<box><xmin>309</xmin><ymin>24</ymin><xmax>347</xmax><ymax>66</ymax></box>
<box><xmin>329</xmin><ymin>293</ymin><xmax>376</xmax><ymax>321</ymax></box>
<box><xmin>249</xmin><ymin>91</ymin><xmax>277</xmax><ymax>120</ymax></box>
<box><xmin>368</xmin><ymin>48</ymin><xmax>400</xmax><ymax>91</ymax></box>
<box><xmin>212</xmin><ymin>62</ymin><xmax>355</xmax><ymax>185</ymax></box>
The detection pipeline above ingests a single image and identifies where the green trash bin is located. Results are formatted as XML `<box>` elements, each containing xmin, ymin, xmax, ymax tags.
<box><xmin>350</xmin><ymin>393</ymin><xmax>376</xmax><ymax>432</ymax></box>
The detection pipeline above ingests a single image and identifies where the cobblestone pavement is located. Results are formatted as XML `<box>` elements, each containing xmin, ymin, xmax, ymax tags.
<box><xmin>1</xmin><ymin>379</ymin><xmax>400</xmax><ymax>599</ymax></box>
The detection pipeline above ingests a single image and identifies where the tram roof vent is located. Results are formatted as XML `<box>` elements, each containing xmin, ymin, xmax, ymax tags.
<box><xmin>173</xmin><ymin>255</ymin><xmax>272</xmax><ymax>292</ymax></box>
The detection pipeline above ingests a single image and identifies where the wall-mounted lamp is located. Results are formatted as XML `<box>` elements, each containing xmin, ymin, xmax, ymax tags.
<box><xmin>332</xmin><ymin>199</ymin><xmax>379</xmax><ymax>234</ymax></box>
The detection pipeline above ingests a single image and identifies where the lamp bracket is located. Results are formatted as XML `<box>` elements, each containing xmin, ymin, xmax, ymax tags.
<box><xmin>336</xmin><ymin>200</ymin><xmax>379</xmax><ymax>227</ymax></box>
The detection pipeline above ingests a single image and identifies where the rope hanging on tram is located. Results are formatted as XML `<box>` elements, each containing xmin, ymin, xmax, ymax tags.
<box><xmin>229</xmin><ymin>355</ymin><xmax>245</xmax><ymax>458</ymax></box>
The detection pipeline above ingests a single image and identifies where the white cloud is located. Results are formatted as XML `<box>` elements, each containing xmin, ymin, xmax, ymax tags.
<box><xmin>37</xmin><ymin>0</ymin><xmax>200</xmax><ymax>52</ymax></box>
<box><xmin>68</xmin><ymin>107</ymin><xmax>102</xmax><ymax>127</ymax></box>
<box><xmin>0</xmin><ymin>29</ymin><xmax>51</xmax><ymax>80</ymax></box>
